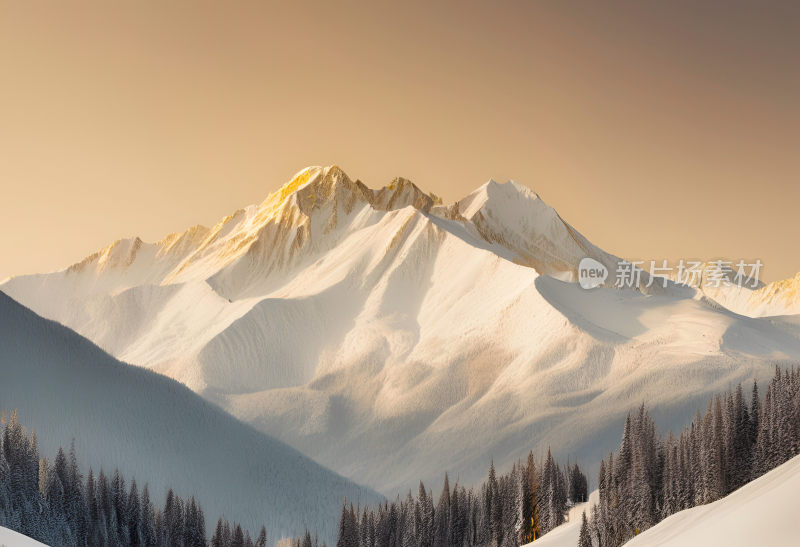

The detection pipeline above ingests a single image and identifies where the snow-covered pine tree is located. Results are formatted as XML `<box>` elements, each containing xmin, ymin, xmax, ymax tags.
<box><xmin>518</xmin><ymin>456</ymin><xmax>532</xmax><ymax>544</ymax></box>
<box><xmin>66</xmin><ymin>442</ymin><xmax>86</xmax><ymax>544</ymax></box>
<box><xmin>730</xmin><ymin>384</ymin><xmax>753</xmax><ymax>491</ymax></box>
<box><xmin>433</xmin><ymin>473</ymin><xmax>450</xmax><ymax>547</ymax></box>
<box><xmin>402</xmin><ymin>491</ymin><xmax>416</xmax><ymax>547</ymax></box>
<box><xmin>416</xmin><ymin>482</ymin><xmax>432</xmax><ymax>547</ymax></box>
<box><xmin>127</xmin><ymin>479</ymin><xmax>141</xmax><ymax>546</ymax></box>
<box><xmin>528</xmin><ymin>452</ymin><xmax>541</xmax><ymax>542</ymax></box>
<box><xmin>578</xmin><ymin>511</ymin><xmax>591</xmax><ymax>547</ymax></box>
<box><xmin>449</xmin><ymin>482</ymin><xmax>465</xmax><ymax>547</ymax></box>
<box><xmin>489</xmin><ymin>461</ymin><xmax>503</xmax><ymax>546</ymax></box>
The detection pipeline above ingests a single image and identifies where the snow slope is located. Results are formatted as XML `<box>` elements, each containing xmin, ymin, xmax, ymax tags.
<box><xmin>627</xmin><ymin>453</ymin><xmax>800</xmax><ymax>546</ymax></box>
<box><xmin>0</xmin><ymin>526</ymin><xmax>47</xmax><ymax>547</ymax></box>
<box><xmin>3</xmin><ymin>166</ymin><xmax>800</xmax><ymax>495</ymax></box>
<box><xmin>0</xmin><ymin>292</ymin><xmax>381</xmax><ymax>544</ymax></box>
<box><xmin>522</xmin><ymin>490</ymin><xmax>598</xmax><ymax>547</ymax></box>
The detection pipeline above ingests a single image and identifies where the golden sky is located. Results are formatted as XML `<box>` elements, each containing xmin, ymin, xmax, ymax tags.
<box><xmin>1</xmin><ymin>1</ymin><xmax>798</xmax><ymax>281</ymax></box>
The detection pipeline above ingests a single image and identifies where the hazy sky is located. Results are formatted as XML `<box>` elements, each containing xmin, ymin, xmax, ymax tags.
<box><xmin>1</xmin><ymin>1</ymin><xmax>798</xmax><ymax>281</ymax></box>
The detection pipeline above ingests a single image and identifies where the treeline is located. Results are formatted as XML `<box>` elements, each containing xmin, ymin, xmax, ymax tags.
<box><xmin>335</xmin><ymin>449</ymin><xmax>587</xmax><ymax>547</ymax></box>
<box><xmin>584</xmin><ymin>365</ymin><xmax>800</xmax><ymax>547</ymax></box>
<box><xmin>0</xmin><ymin>409</ymin><xmax>267</xmax><ymax>546</ymax></box>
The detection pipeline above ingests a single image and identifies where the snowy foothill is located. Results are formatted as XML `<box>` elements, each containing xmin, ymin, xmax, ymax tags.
<box><xmin>626</xmin><ymin>453</ymin><xmax>800</xmax><ymax>546</ymax></box>
<box><xmin>0</xmin><ymin>291</ymin><xmax>381</xmax><ymax>543</ymax></box>
<box><xmin>524</xmin><ymin>453</ymin><xmax>800</xmax><ymax>546</ymax></box>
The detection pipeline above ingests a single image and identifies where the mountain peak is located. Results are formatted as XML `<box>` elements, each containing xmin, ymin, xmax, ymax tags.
<box><xmin>456</xmin><ymin>178</ymin><xmax>545</xmax><ymax>222</ymax></box>
<box><xmin>259</xmin><ymin>165</ymin><xmax>372</xmax><ymax>217</ymax></box>
<box><xmin>483</xmin><ymin>178</ymin><xmax>541</xmax><ymax>201</ymax></box>
<box><xmin>264</xmin><ymin>166</ymin><xmax>445</xmax><ymax>216</ymax></box>
<box><xmin>269</xmin><ymin>165</ymin><xmax>358</xmax><ymax>200</ymax></box>
<box><xmin>372</xmin><ymin>176</ymin><xmax>441</xmax><ymax>212</ymax></box>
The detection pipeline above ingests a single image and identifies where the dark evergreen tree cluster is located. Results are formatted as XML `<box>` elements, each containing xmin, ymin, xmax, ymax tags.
<box><xmin>335</xmin><ymin>450</ymin><xmax>586</xmax><ymax>547</ymax></box>
<box><xmin>588</xmin><ymin>365</ymin><xmax>800</xmax><ymax>547</ymax></box>
<box><xmin>0</xmin><ymin>409</ymin><xmax>267</xmax><ymax>546</ymax></box>
<box><xmin>210</xmin><ymin>519</ymin><xmax>268</xmax><ymax>547</ymax></box>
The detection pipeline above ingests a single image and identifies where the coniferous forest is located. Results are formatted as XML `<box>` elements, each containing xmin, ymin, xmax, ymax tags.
<box><xmin>0</xmin><ymin>410</ymin><xmax>267</xmax><ymax>547</ymax></box>
<box><xmin>584</xmin><ymin>365</ymin><xmax>800</xmax><ymax>547</ymax></box>
<box><xmin>5</xmin><ymin>365</ymin><xmax>800</xmax><ymax>547</ymax></box>
<box><xmin>333</xmin><ymin>451</ymin><xmax>587</xmax><ymax>547</ymax></box>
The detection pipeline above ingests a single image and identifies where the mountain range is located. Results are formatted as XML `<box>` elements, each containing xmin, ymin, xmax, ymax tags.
<box><xmin>3</xmin><ymin>165</ymin><xmax>800</xmax><ymax>495</ymax></box>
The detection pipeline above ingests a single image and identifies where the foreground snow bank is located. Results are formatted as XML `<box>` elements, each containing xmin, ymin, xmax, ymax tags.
<box><xmin>0</xmin><ymin>526</ymin><xmax>47</xmax><ymax>547</ymax></box>
<box><xmin>628</xmin><ymin>453</ymin><xmax>800</xmax><ymax>546</ymax></box>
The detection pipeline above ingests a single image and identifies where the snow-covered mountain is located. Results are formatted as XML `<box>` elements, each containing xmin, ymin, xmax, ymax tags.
<box><xmin>3</xmin><ymin>165</ymin><xmax>800</xmax><ymax>494</ymax></box>
<box><xmin>626</xmin><ymin>452</ymin><xmax>800</xmax><ymax>546</ymax></box>
<box><xmin>655</xmin><ymin>262</ymin><xmax>800</xmax><ymax>317</ymax></box>
<box><xmin>0</xmin><ymin>291</ymin><xmax>381</xmax><ymax>543</ymax></box>
<box><xmin>701</xmin><ymin>272</ymin><xmax>800</xmax><ymax>317</ymax></box>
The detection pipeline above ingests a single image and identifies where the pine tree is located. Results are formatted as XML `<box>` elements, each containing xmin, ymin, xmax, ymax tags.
<box><xmin>489</xmin><ymin>461</ymin><xmax>503</xmax><ymax>546</ymax></box>
<box><xmin>419</xmin><ymin>483</ymin><xmax>433</xmax><ymax>547</ymax></box>
<box><xmin>212</xmin><ymin>518</ymin><xmax>225</xmax><ymax>547</ymax></box>
<box><xmin>518</xmin><ymin>454</ymin><xmax>533</xmax><ymax>544</ymax></box>
<box><xmin>109</xmin><ymin>469</ymin><xmax>126</xmax><ymax>543</ymax></box>
<box><xmin>729</xmin><ymin>384</ymin><xmax>752</xmax><ymax>490</ymax></box>
<box><xmin>255</xmin><ymin>525</ymin><xmax>267</xmax><ymax>547</ymax></box>
<box><xmin>528</xmin><ymin>452</ymin><xmax>540</xmax><ymax>542</ymax></box>
<box><xmin>578</xmin><ymin>511</ymin><xmax>591</xmax><ymax>547</ymax></box>
<box><xmin>432</xmin><ymin>473</ymin><xmax>450</xmax><ymax>547</ymax></box>
<box><xmin>127</xmin><ymin>479</ymin><xmax>141</xmax><ymax>546</ymax></box>
<box><xmin>337</xmin><ymin>501</ymin><xmax>360</xmax><ymax>547</ymax></box>
<box><xmin>233</xmin><ymin>523</ymin><xmax>245</xmax><ymax>547</ymax></box>
<box><xmin>361</xmin><ymin>506</ymin><xmax>371</xmax><ymax>547</ymax></box>
<box><xmin>450</xmin><ymin>481</ymin><xmax>465</xmax><ymax>547</ymax></box>
<box><xmin>141</xmin><ymin>484</ymin><xmax>157</xmax><ymax>547</ymax></box>
<box><xmin>66</xmin><ymin>441</ymin><xmax>86</xmax><ymax>545</ymax></box>
<box><xmin>402</xmin><ymin>491</ymin><xmax>416</xmax><ymax>547</ymax></box>
<box><xmin>750</xmin><ymin>380</ymin><xmax>760</xmax><ymax>456</ymax></box>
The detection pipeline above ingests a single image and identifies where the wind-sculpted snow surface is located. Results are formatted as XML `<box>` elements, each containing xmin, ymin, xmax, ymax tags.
<box><xmin>3</xmin><ymin>166</ymin><xmax>800</xmax><ymax>495</ymax></box>
<box><xmin>0</xmin><ymin>292</ymin><xmax>381</xmax><ymax>544</ymax></box>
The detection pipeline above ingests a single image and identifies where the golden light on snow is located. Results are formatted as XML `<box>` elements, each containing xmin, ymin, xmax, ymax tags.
<box><xmin>1</xmin><ymin>1</ymin><xmax>798</xmax><ymax>281</ymax></box>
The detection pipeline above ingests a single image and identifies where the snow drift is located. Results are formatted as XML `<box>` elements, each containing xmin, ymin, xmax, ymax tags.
<box><xmin>0</xmin><ymin>291</ymin><xmax>381</xmax><ymax>543</ymax></box>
